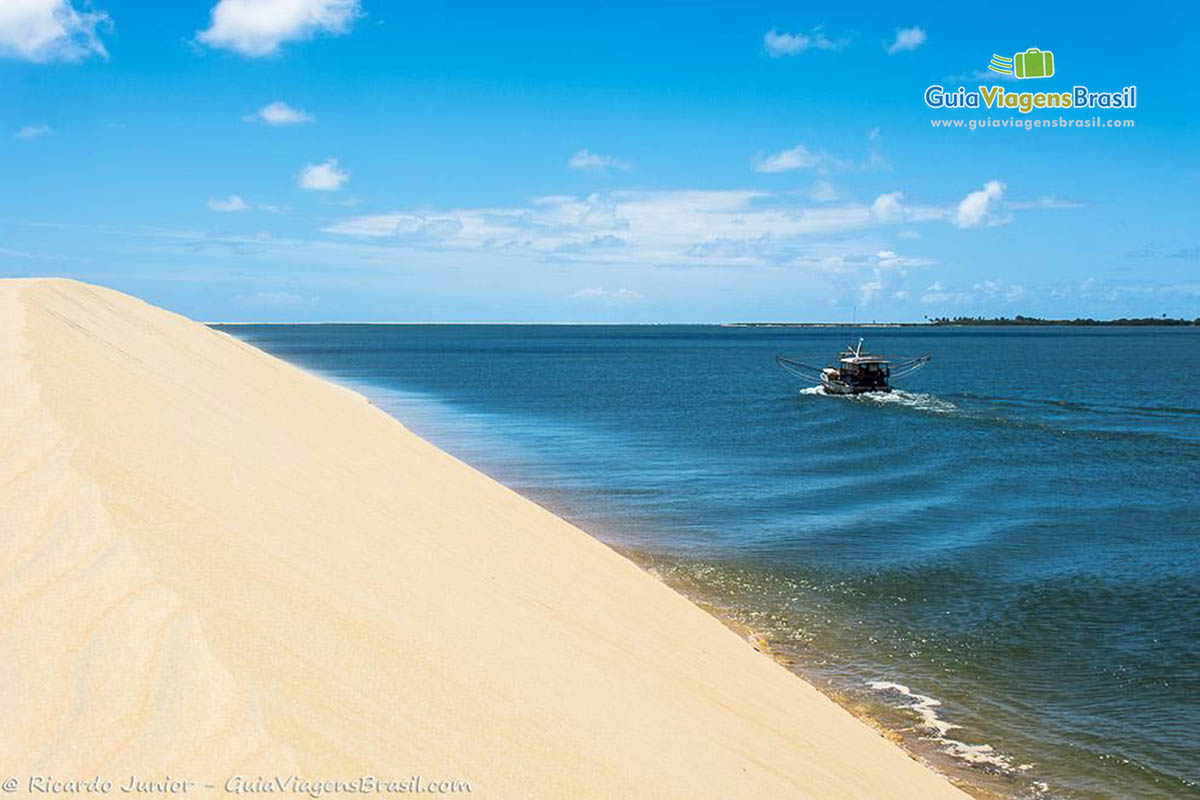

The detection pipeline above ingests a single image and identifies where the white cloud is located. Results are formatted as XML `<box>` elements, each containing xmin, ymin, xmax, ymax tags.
<box><xmin>244</xmin><ymin>100</ymin><xmax>314</xmax><ymax>125</ymax></box>
<box><xmin>897</xmin><ymin>230</ymin><xmax>920</xmax><ymax>240</ymax></box>
<box><xmin>854</xmin><ymin>252</ymin><xmax>932</xmax><ymax>305</ymax></box>
<box><xmin>871</xmin><ymin>191</ymin><xmax>906</xmax><ymax>223</ymax></box>
<box><xmin>325</xmin><ymin>189</ymin><xmax>877</xmax><ymax>270</ymax></box>
<box><xmin>1006</xmin><ymin>195</ymin><xmax>1082</xmax><ymax>210</ymax></box>
<box><xmin>755</xmin><ymin>135</ymin><xmax>888</xmax><ymax>174</ymax></box>
<box><xmin>872</xmin><ymin>249</ymin><xmax>931</xmax><ymax>269</ymax></box>
<box><xmin>809</xmin><ymin>180</ymin><xmax>838</xmax><ymax>202</ymax></box>
<box><xmin>571</xmin><ymin>287</ymin><xmax>645</xmax><ymax>304</ymax></box>
<box><xmin>974</xmin><ymin>279</ymin><xmax>1026</xmax><ymax>301</ymax></box>
<box><xmin>921</xmin><ymin>278</ymin><xmax>1025</xmax><ymax>305</ymax></box>
<box><xmin>15</xmin><ymin>123</ymin><xmax>53</xmax><ymax>139</ymax></box>
<box><xmin>859</xmin><ymin>273</ymin><xmax>885</xmax><ymax>305</ymax></box>
<box><xmin>298</xmin><ymin>158</ymin><xmax>348</xmax><ymax>190</ymax></box>
<box><xmin>567</xmin><ymin>149</ymin><xmax>632</xmax><ymax>171</ymax></box>
<box><xmin>322</xmin><ymin>183</ymin><xmax>1028</xmax><ymax>272</ymax></box>
<box><xmin>886</xmin><ymin>26</ymin><xmax>927</xmax><ymax>55</ymax></box>
<box><xmin>763</xmin><ymin>27</ymin><xmax>848</xmax><ymax>57</ymax></box>
<box><xmin>754</xmin><ymin>144</ymin><xmax>822</xmax><ymax>173</ymax></box>
<box><xmin>921</xmin><ymin>281</ymin><xmax>951</xmax><ymax>304</ymax></box>
<box><xmin>196</xmin><ymin>0</ymin><xmax>361</xmax><ymax>57</ymax></box>
<box><xmin>207</xmin><ymin>194</ymin><xmax>249</xmax><ymax>212</ymax></box>
<box><xmin>954</xmin><ymin>180</ymin><xmax>1007</xmax><ymax>228</ymax></box>
<box><xmin>319</xmin><ymin>212</ymin><xmax>462</xmax><ymax>239</ymax></box>
<box><xmin>0</xmin><ymin>0</ymin><xmax>110</xmax><ymax>62</ymax></box>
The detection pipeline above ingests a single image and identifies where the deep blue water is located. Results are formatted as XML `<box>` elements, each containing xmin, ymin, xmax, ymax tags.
<box><xmin>217</xmin><ymin>324</ymin><xmax>1200</xmax><ymax>800</ymax></box>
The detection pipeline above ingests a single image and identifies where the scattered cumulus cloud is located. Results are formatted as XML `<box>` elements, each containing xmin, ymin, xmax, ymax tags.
<box><xmin>196</xmin><ymin>0</ymin><xmax>362</xmax><ymax>57</ymax></box>
<box><xmin>244</xmin><ymin>100</ymin><xmax>314</xmax><ymax>125</ymax></box>
<box><xmin>871</xmin><ymin>192</ymin><xmax>906</xmax><ymax>223</ymax></box>
<box><xmin>885</xmin><ymin>26</ymin><xmax>927</xmax><ymax>55</ymax></box>
<box><xmin>855</xmin><ymin>250</ymin><xmax>935</xmax><ymax>306</ymax></box>
<box><xmin>754</xmin><ymin>144</ymin><xmax>823</xmax><ymax>173</ymax></box>
<box><xmin>207</xmin><ymin>194</ymin><xmax>249</xmax><ymax>212</ymax></box>
<box><xmin>15</xmin><ymin>124</ymin><xmax>53</xmax><ymax>140</ymax></box>
<box><xmin>0</xmin><ymin>0</ymin><xmax>111</xmax><ymax>62</ymax></box>
<box><xmin>755</xmin><ymin>133</ymin><xmax>888</xmax><ymax>174</ymax></box>
<box><xmin>954</xmin><ymin>180</ymin><xmax>1008</xmax><ymax>228</ymax></box>
<box><xmin>921</xmin><ymin>281</ymin><xmax>950</xmax><ymax>303</ymax></box>
<box><xmin>974</xmin><ymin>279</ymin><xmax>1026</xmax><ymax>301</ymax></box>
<box><xmin>298</xmin><ymin>158</ymin><xmax>348</xmax><ymax>190</ymax></box>
<box><xmin>809</xmin><ymin>180</ymin><xmax>838</xmax><ymax>202</ymax></box>
<box><xmin>763</xmin><ymin>26</ymin><xmax>849</xmax><ymax>57</ymax></box>
<box><xmin>858</xmin><ymin>272</ymin><xmax>885</xmax><ymax>305</ymax></box>
<box><xmin>921</xmin><ymin>278</ymin><xmax>1025</xmax><ymax>305</ymax></box>
<box><xmin>567</xmin><ymin>149</ymin><xmax>632</xmax><ymax>171</ymax></box>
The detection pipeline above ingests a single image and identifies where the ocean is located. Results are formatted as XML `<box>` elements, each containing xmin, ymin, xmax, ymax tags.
<box><xmin>216</xmin><ymin>323</ymin><xmax>1200</xmax><ymax>800</ymax></box>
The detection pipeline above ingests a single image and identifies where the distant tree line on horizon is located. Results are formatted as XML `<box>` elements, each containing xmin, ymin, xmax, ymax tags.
<box><xmin>927</xmin><ymin>314</ymin><xmax>1198</xmax><ymax>326</ymax></box>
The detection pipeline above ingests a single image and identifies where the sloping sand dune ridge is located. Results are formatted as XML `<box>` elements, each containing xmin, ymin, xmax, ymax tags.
<box><xmin>0</xmin><ymin>279</ymin><xmax>970</xmax><ymax>799</ymax></box>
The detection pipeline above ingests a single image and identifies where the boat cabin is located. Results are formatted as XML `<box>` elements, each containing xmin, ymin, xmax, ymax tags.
<box><xmin>832</xmin><ymin>353</ymin><xmax>891</xmax><ymax>391</ymax></box>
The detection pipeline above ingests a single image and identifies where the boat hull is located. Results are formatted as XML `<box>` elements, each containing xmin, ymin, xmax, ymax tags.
<box><xmin>820</xmin><ymin>375</ymin><xmax>892</xmax><ymax>395</ymax></box>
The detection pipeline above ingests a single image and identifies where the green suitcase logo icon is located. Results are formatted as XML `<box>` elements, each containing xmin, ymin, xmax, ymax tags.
<box><xmin>1013</xmin><ymin>47</ymin><xmax>1054</xmax><ymax>79</ymax></box>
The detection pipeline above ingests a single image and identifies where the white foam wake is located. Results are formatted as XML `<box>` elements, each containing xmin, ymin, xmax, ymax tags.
<box><xmin>862</xmin><ymin>389</ymin><xmax>958</xmax><ymax>414</ymax></box>
<box><xmin>799</xmin><ymin>386</ymin><xmax>958</xmax><ymax>414</ymax></box>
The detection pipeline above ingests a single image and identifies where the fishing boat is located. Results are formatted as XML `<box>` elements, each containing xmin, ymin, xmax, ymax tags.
<box><xmin>776</xmin><ymin>339</ymin><xmax>930</xmax><ymax>395</ymax></box>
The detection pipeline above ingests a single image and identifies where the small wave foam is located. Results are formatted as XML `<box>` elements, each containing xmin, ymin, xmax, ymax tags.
<box><xmin>800</xmin><ymin>386</ymin><xmax>958</xmax><ymax>414</ymax></box>
<box><xmin>867</xmin><ymin>681</ymin><xmax>1027</xmax><ymax>775</ymax></box>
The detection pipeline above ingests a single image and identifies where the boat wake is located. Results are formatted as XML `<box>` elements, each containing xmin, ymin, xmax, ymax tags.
<box><xmin>800</xmin><ymin>386</ymin><xmax>958</xmax><ymax>414</ymax></box>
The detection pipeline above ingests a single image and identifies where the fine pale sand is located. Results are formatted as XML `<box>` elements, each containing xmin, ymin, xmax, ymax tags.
<box><xmin>1</xmin><ymin>278</ymin><xmax>971</xmax><ymax>799</ymax></box>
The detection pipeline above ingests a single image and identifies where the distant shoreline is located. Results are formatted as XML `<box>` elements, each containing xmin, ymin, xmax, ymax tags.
<box><xmin>725</xmin><ymin>316</ymin><xmax>1198</xmax><ymax>328</ymax></box>
<box><xmin>212</xmin><ymin>317</ymin><xmax>1200</xmax><ymax>328</ymax></box>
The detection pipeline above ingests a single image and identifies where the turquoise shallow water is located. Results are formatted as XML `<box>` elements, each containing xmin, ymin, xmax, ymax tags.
<box><xmin>217</xmin><ymin>323</ymin><xmax>1200</xmax><ymax>800</ymax></box>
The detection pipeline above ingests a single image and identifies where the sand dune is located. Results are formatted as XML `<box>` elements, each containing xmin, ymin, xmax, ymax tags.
<box><xmin>0</xmin><ymin>278</ymin><xmax>970</xmax><ymax>799</ymax></box>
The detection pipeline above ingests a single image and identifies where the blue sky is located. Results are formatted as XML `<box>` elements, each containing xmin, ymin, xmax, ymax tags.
<box><xmin>2</xmin><ymin>0</ymin><xmax>1197</xmax><ymax>321</ymax></box>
